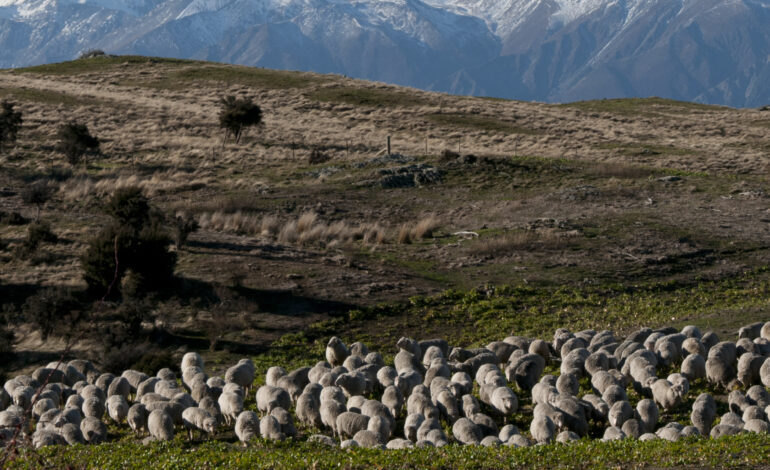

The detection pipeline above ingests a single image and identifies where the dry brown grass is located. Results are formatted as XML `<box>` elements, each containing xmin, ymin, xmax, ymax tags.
<box><xmin>397</xmin><ymin>224</ymin><xmax>412</xmax><ymax>245</ymax></box>
<box><xmin>467</xmin><ymin>230</ymin><xmax>571</xmax><ymax>257</ymax></box>
<box><xmin>411</xmin><ymin>215</ymin><xmax>440</xmax><ymax>240</ymax></box>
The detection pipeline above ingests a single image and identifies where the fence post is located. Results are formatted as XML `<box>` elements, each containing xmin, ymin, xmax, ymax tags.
<box><xmin>387</xmin><ymin>136</ymin><xmax>391</xmax><ymax>155</ymax></box>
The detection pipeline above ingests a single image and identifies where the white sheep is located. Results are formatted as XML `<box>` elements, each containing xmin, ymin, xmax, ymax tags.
<box><xmin>80</xmin><ymin>416</ymin><xmax>107</xmax><ymax>444</ymax></box>
<box><xmin>234</xmin><ymin>411</ymin><xmax>259</xmax><ymax>446</ymax></box>
<box><xmin>182</xmin><ymin>407</ymin><xmax>217</xmax><ymax>440</ymax></box>
<box><xmin>106</xmin><ymin>394</ymin><xmax>129</xmax><ymax>423</ymax></box>
<box><xmin>217</xmin><ymin>391</ymin><xmax>243</xmax><ymax>426</ymax></box>
<box><xmin>148</xmin><ymin>409</ymin><xmax>175</xmax><ymax>441</ymax></box>
<box><xmin>127</xmin><ymin>403</ymin><xmax>148</xmax><ymax>435</ymax></box>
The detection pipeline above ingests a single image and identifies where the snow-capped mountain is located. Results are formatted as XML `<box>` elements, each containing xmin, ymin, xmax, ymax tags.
<box><xmin>1</xmin><ymin>0</ymin><xmax>770</xmax><ymax>107</ymax></box>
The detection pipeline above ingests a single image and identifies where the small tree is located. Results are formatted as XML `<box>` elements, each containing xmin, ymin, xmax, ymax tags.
<box><xmin>0</xmin><ymin>100</ymin><xmax>22</xmax><ymax>149</ymax></box>
<box><xmin>82</xmin><ymin>186</ymin><xmax>176</xmax><ymax>297</ymax></box>
<box><xmin>57</xmin><ymin>121</ymin><xmax>99</xmax><ymax>166</ymax></box>
<box><xmin>219</xmin><ymin>96</ymin><xmax>262</xmax><ymax>145</ymax></box>
<box><xmin>21</xmin><ymin>179</ymin><xmax>55</xmax><ymax>221</ymax></box>
<box><xmin>23</xmin><ymin>287</ymin><xmax>81</xmax><ymax>340</ymax></box>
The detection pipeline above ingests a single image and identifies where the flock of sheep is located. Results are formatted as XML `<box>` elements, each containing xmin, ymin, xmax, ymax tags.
<box><xmin>3</xmin><ymin>320</ymin><xmax>770</xmax><ymax>451</ymax></box>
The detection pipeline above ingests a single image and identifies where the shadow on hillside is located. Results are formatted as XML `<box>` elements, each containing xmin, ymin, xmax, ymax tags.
<box><xmin>231</xmin><ymin>284</ymin><xmax>356</xmax><ymax>317</ymax></box>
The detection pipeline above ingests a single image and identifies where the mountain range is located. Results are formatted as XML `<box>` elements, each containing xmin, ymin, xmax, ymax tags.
<box><xmin>1</xmin><ymin>0</ymin><xmax>769</xmax><ymax>107</ymax></box>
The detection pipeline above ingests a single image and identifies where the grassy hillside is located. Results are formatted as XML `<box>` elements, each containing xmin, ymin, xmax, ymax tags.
<box><xmin>1</xmin><ymin>55</ymin><xmax>770</xmax><ymax>467</ymax></box>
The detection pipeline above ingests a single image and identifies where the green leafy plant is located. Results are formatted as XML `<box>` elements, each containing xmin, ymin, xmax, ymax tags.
<box><xmin>219</xmin><ymin>95</ymin><xmax>262</xmax><ymax>144</ymax></box>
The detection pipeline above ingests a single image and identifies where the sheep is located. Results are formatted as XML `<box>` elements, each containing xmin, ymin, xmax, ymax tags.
<box><xmin>354</xmin><ymin>429</ymin><xmax>384</xmax><ymax>448</ymax></box>
<box><xmin>621</xmin><ymin>419</ymin><xmax>643</xmax><ymax>439</ymax></box>
<box><xmin>552</xmin><ymin>395</ymin><xmax>588</xmax><ymax>437</ymax></box>
<box><xmin>636</xmin><ymin>399</ymin><xmax>658</xmax><ymax>433</ymax></box>
<box><xmin>682</xmin><ymin>337</ymin><xmax>706</xmax><ymax>357</ymax></box>
<box><xmin>386</xmin><ymin>438</ymin><xmax>414</xmax><ymax>449</ymax></box>
<box><xmin>471</xmin><ymin>412</ymin><xmax>499</xmax><ymax>437</ymax></box>
<box><xmin>107</xmin><ymin>377</ymin><xmax>130</xmax><ymax>399</ymax></box>
<box><xmin>336</xmin><ymin>412</ymin><xmax>369</xmax><ymax>439</ymax></box>
<box><xmin>581</xmin><ymin>394</ymin><xmax>609</xmax><ymax>422</ymax></box>
<box><xmin>737</xmin><ymin>353</ymin><xmax>765</xmax><ymax>386</ymax></box>
<box><xmin>326</xmin><ymin>337</ymin><xmax>349</xmax><ymax>367</ymax></box>
<box><xmin>710</xmin><ymin>424</ymin><xmax>743</xmax><ymax>439</ymax></box>
<box><xmin>481</xmin><ymin>435</ymin><xmax>502</xmax><ymax>447</ymax></box>
<box><xmin>381</xmin><ymin>385</ymin><xmax>404</xmax><ymax>419</ymax></box>
<box><xmin>404</xmin><ymin>413</ymin><xmax>425</xmax><ymax>442</ymax></box>
<box><xmin>342</xmin><ymin>355</ymin><xmax>364</xmax><ymax>372</ymax></box>
<box><xmin>182</xmin><ymin>407</ymin><xmax>217</xmax><ymax>440</ymax></box>
<box><xmin>80</xmin><ymin>416</ymin><xmax>107</xmax><ymax>444</ymax></box>
<box><xmin>434</xmin><ymin>388</ymin><xmax>460</xmax><ymax>423</ymax></box>
<box><xmin>271</xmin><ymin>407</ymin><xmax>297</xmax><ymax>438</ymax></box>
<box><xmin>320</xmin><ymin>400</ymin><xmax>346</xmax><ymax>435</ymax></box>
<box><xmin>60</xmin><ymin>422</ymin><xmax>85</xmax><ymax>445</ymax></box>
<box><xmin>490</xmin><ymin>386</ymin><xmax>518</xmax><ymax>419</ymax></box>
<box><xmin>728</xmin><ymin>390</ymin><xmax>752</xmax><ymax>414</ymax></box>
<box><xmin>82</xmin><ymin>396</ymin><xmax>105</xmax><ymax>419</ymax></box>
<box><xmin>556</xmin><ymin>373</ymin><xmax>579</xmax><ymax>397</ymax></box>
<box><xmin>530</xmin><ymin>414</ymin><xmax>556</xmax><ymax>444</ymax></box>
<box><xmin>498</xmin><ymin>424</ymin><xmax>520</xmax><ymax>443</ymax></box>
<box><xmin>146</xmin><ymin>409</ymin><xmax>175</xmax><ymax>441</ymax></box>
<box><xmin>334</xmin><ymin>372</ymin><xmax>367</xmax><ymax>398</ymax></box>
<box><xmin>602</xmin><ymin>427</ymin><xmax>626</xmax><ymax>441</ymax></box>
<box><xmin>218</xmin><ymin>391</ymin><xmax>243</xmax><ymax>426</ymax></box>
<box><xmin>744</xmin><ymin>419</ymin><xmax>770</xmax><ymax>434</ymax></box>
<box><xmin>747</xmin><ymin>385</ymin><xmax>770</xmax><ymax>408</ymax></box>
<box><xmin>32</xmin><ymin>430</ymin><xmax>66</xmax><ymax>449</ymax></box>
<box><xmin>121</xmin><ymin>370</ymin><xmax>149</xmax><ymax>393</ymax></box>
<box><xmin>608</xmin><ymin>400</ymin><xmax>634</xmax><ymax>428</ymax></box>
<box><xmin>602</xmin><ymin>385</ymin><xmax>628</xmax><ymax>409</ymax></box>
<box><xmin>106</xmin><ymin>395</ymin><xmax>129</xmax><ymax>423</ymax></box>
<box><xmin>367</xmin><ymin>415</ymin><xmax>391</xmax><ymax>441</ymax></box>
<box><xmin>226</xmin><ymin>359</ymin><xmax>255</xmax><ymax>393</ymax></box>
<box><xmin>235</xmin><ymin>411</ymin><xmax>260</xmax><ymax>446</ymax></box>
<box><xmin>127</xmin><ymin>403</ymin><xmax>148</xmax><ymax>435</ymax></box>
<box><xmin>681</xmin><ymin>353</ymin><xmax>706</xmax><ymax>381</ymax></box>
<box><xmin>506</xmin><ymin>353</ymin><xmax>546</xmax><ymax>390</ymax></box>
<box><xmin>742</xmin><ymin>406</ymin><xmax>766</xmax><ymax>423</ymax></box>
<box><xmin>256</xmin><ymin>385</ymin><xmax>291</xmax><ymax>415</ymax></box>
<box><xmin>308</xmin><ymin>434</ymin><xmax>337</xmax><ymax>446</ymax></box>
<box><xmin>720</xmin><ymin>411</ymin><xmax>745</xmax><ymax>428</ymax></box>
<box><xmin>651</xmin><ymin>379</ymin><xmax>686</xmax><ymax>411</ymax></box>
<box><xmin>452</xmin><ymin>417</ymin><xmax>482</xmax><ymax>445</ymax></box>
<box><xmin>706</xmin><ymin>342</ymin><xmax>737</xmax><ymax>387</ymax></box>
<box><xmin>762</xmin><ymin>357</ymin><xmax>770</xmax><ymax>388</ymax></box>
<box><xmin>296</xmin><ymin>392</ymin><xmax>323</xmax><ymax>428</ymax></box>
<box><xmin>136</xmin><ymin>377</ymin><xmax>160</xmax><ymax>400</ymax></box>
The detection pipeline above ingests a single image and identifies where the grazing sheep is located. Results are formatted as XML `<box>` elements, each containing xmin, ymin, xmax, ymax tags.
<box><xmin>621</xmin><ymin>419</ymin><xmax>643</xmax><ymax>439</ymax></box>
<box><xmin>747</xmin><ymin>385</ymin><xmax>770</xmax><ymax>408</ymax></box>
<box><xmin>706</xmin><ymin>342</ymin><xmax>737</xmax><ymax>387</ymax></box>
<box><xmin>121</xmin><ymin>370</ymin><xmax>149</xmax><ymax>393</ymax></box>
<box><xmin>608</xmin><ymin>401</ymin><xmax>634</xmax><ymax>428</ymax></box>
<box><xmin>82</xmin><ymin>396</ymin><xmax>105</xmax><ymax>419</ymax></box>
<box><xmin>147</xmin><ymin>409</ymin><xmax>176</xmax><ymax>442</ymax></box>
<box><xmin>387</xmin><ymin>438</ymin><xmax>414</xmax><ymax>449</ymax></box>
<box><xmin>681</xmin><ymin>353</ymin><xmax>706</xmax><ymax>381</ymax></box>
<box><xmin>471</xmin><ymin>412</ymin><xmax>499</xmax><ymax>437</ymax></box>
<box><xmin>235</xmin><ymin>411</ymin><xmax>260</xmax><ymax>446</ymax></box>
<box><xmin>80</xmin><ymin>416</ymin><xmax>107</xmax><ymax>444</ymax></box>
<box><xmin>582</xmin><ymin>394</ymin><xmax>609</xmax><ymax>422</ymax></box>
<box><xmin>737</xmin><ymin>353</ymin><xmax>765</xmax><ymax>386</ymax></box>
<box><xmin>481</xmin><ymin>435</ymin><xmax>502</xmax><ymax>447</ymax></box>
<box><xmin>218</xmin><ymin>392</ymin><xmax>243</xmax><ymax>426</ymax></box>
<box><xmin>729</xmin><ymin>390</ymin><xmax>752</xmax><ymax>414</ymax></box>
<box><xmin>490</xmin><ymin>386</ymin><xmax>519</xmax><ymax>418</ymax></box>
<box><xmin>682</xmin><ymin>338</ymin><xmax>706</xmax><ymax>357</ymax></box>
<box><xmin>334</xmin><ymin>372</ymin><xmax>367</xmax><ymax>398</ymax></box>
<box><xmin>381</xmin><ymin>385</ymin><xmax>404</xmax><ymax>419</ymax></box>
<box><xmin>182</xmin><ymin>407</ymin><xmax>217</xmax><ymax>440</ymax></box>
<box><xmin>256</xmin><ymin>385</ymin><xmax>291</xmax><ymax>415</ymax></box>
<box><xmin>136</xmin><ymin>377</ymin><xmax>160</xmax><ymax>400</ymax></box>
<box><xmin>107</xmin><ymin>377</ymin><xmax>130</xmax><ymax>399</ymax></box>
<box><xmin>404</xmin><ymin>413</ymin><xmax>425</xmax><ymax>442</ymax></box>
<box><xmin>556</xmin><ymin>373</ymin><xmax>579</xmax><ymax>396</ymax></box>
<box><xmin>434</xmin><ymin>388</ymin><xmax>460</xmax><ymax>423</ymax></box>
<box><xmin>552</xmin><ymin>396</ymin><xmax>588</xmax><ymax>437</ymax></box>
<box><xmin>271</xmin><ymin>407</ymin><xmax>297</xmax><ymax>438</ymax></box>
<box><xmin>602</xmin><ymin>426</ymin><xmax>626</xmax><ymax>441</ymax></box>
<box><xmin>710</xmin><ymin>424</ymin><xmax>742</xmax><ymax>439</ymax></box>
<box><xmin>296</xmin><ymin>392</ymin><xmax>323</xmax><ymax>428</ymax></box>
<box><xmin>742</xmin><ymin>406</ymin><xmax>766</xmax><ymax>423</ymax></box>
<box><xmin>744</xmin><ymin>419</ymin><xmax>770</xmax><ymax>434</ymax></box>
<box><xmin>506</xmin><ymin>354</ymin><xmax>546</xmax><ymax>390</ymax></box>
<box><xmin>636</xmin><ymin>399</ymin><xmax>659</xmax><ymax>433</ymax></box>
<box><xmin>320</xmin><ymin>400</ymin><xmax>346</xmax><ymax>435</ymax></box>
<box><xmin>60</xmin><ymin>422</ymin><xmax>85</xmax><ymax>445</ymax></box>
<box><xmin>452</xmin><ymin>417</ymin><xmax>482</xmax><ymax>445</ymax></box>
<box><xmin>336</xmin><ymin>412</ymin><xmax>369</xmax><ymax>439</ymax></box>
<box><xmin>326</xmin><ymin>337</ymin><xmax>349</xmax><ymax>367</ymax></box>
<box><xmin>720</xmin><ymin>411</ymin><xmax>745</xmax><ymax>428</ymax></box>
<box><xmin>106</xmin><ymin>395</ymin><xmax>129</xmax><ymax>423</ymax></box>
<box><xmin>367</xmin><ymin>415</ymin><xmax>391</xmax><ymax>441</ymax></box>
<box><xmin>226</xmin><ymin>359</ymin><xmax>255</xmax><ymax>393</ymax></box>
<box><xmin>530</xmin><ymin>414</ymin><xmax>556</xmax><ymax>444</ymax></box>
<box><xmin>761</xmin><ymin>357</ymin><xmax>770</xmax><ymax>388</ymax></box>
<box><xmin>127</xmin><ymin>403</ymin><xmax>148</xmax><ymax>435</ymax></box>
<box><xmin>651</xmin><ymin>379</ymin><xmax>686</xmax><ymax>411</ymax></box>
<box><xmin>354</xmin><ymin>429</ymin><xmax>383</xmax><ymax>448</ymax></box>
<box><xmin>602</xmin><ymin>385</ymin><xmax>628</xmax><ymax>409</ymax></box>
<box><xmin>499</xmin><ymin>424</ymin><xmax>520</xmax><ymax>443</ymax></box>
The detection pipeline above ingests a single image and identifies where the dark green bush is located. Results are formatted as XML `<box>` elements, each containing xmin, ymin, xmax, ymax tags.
<box><xmin>219</xmin><ymin>95</ymin><xmax>262</xmax><ymax>143</ymax></box>
<box><xmin>0</xmin><ymin>100</ymin><xmax>22</xmax><ymax>149</ymax></box>
<box><xmin>56</xmin><ymin>121</ymin><xmax>99</xmax><ymax>165</ymax></box>
<box><xmin>172</xmin><ymin>214</ymin><xmax>198</xmax><ymax>248</ymax></box>
<box><xmin>0</xmin><ymin>210</ymin><xmax>27</xmax><ymax>226</ymax></box>
<box><xmin>82</xmin><ymin>186</ymin><xmax>176</xmax><ymax>297</ymax></box>
<box><xmin>21</xmin><ymin>180</ymin><xmax>56</xmax><ymax>220</ymax></box>
<box><xmin>22</xmin><ymin>287</ymin><xmax>82</xmax><ymax>340</ymax></box>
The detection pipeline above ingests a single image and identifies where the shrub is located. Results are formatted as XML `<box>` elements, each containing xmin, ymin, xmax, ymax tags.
<box><xmin>219</xmin><ymin>95</ymin><xmax>262</xmax><ymax>144</ymax></box>
<box><xmin>308</xmin><ymin>148</ymin><xmax>330</xmax><ymax>165</ymax></box>
<box><xmin>23</xmin><ymin>287</ymin><xmax>82</xmax><ymax>340</ymax></box>
<box><xmin>56</xmin><ymin>121</ymin><xmax>99</xmax><ymax>165</ymax></box>
<box><xmin>0</xmin><ymin>100</ymin><xmax>22</xmax><ymax>149</ymax></box>
<box><xmin>0</xmin><ymin>210</ymin><xmax>27</xmax><ymax>225</ymax></box>
<box><xmin>82</xmin><ymin>187</ymin><xmax>176</xmax><ymax>297</ymax></box>
<box><xmin>21</xmin><ymin>179</ymin><xmax>56</xmax><ymax>220</ymax></box>
<box><xmin>172</xmin><ymin>214</ymin><xmax>199</xmax><ymax>249</ymax></box>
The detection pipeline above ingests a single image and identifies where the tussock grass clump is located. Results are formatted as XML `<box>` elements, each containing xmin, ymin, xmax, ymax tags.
<box><xmin>467</xmin><ymin>230</ymin><xmax>568</xmax><ymax>257</ymax></box>
<box><xmin>397</xmin><ymin>215</ymin><xmax>441</xmax><ymax>244</ymax></box>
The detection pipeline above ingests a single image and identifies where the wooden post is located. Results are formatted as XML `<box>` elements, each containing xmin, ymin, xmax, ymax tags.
<box><xmin>387</xmin><ymin>136</ymin><xmax>391</xmax><ymax>155</ymax></box>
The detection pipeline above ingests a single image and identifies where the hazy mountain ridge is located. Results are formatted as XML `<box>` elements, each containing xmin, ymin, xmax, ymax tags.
<box><xmin>1</xmin><ymin>0</ymin><xmax>769</xmax><ymax>106</ymax></box>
